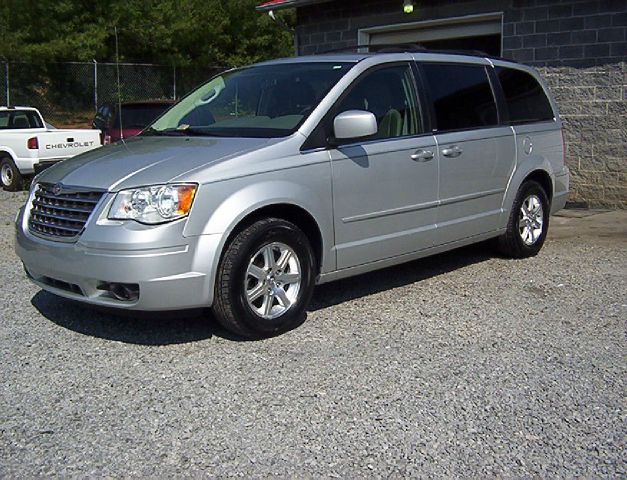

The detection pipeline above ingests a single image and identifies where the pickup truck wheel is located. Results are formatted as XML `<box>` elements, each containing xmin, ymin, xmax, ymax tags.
<box><xmin>0</xmin><ymin>157</ymin><xmax>23</xmax><ymax>191</ymax></box>
<box><xmin>213</xmin><ymin>218</ymin><xmax>316</xmax><ymax>339</ymax></box>
<box><xmin>497</xmin><ymin>180</ymin><xmax>550</xmax><ymax>258</ymax></box>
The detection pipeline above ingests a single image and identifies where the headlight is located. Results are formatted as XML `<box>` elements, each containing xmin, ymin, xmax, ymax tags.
<box><xmin>29</xmin><ymin>178</ymin><xmax>41</xmax><ymax>196</ymax></box>
<box><xmin>108</xmin><ymin>184</ymin><xmax>197</xmax><ymax>224</ymax></box>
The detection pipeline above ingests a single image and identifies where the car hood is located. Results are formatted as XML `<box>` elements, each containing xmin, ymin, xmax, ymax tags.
<box><xmin>37</xmin><ymin>136</ymin><xmax>275</xmax><ymax>191</ymax></box>
<box><xmin>111</xmin><ymin>127</ymin><xmax>143</xmax><ymax>140</ymax></box>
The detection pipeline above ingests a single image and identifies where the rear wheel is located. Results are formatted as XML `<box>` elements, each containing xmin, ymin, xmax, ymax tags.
<box><xmin>0</xmin><ymin>156</ymin><xmax>23</xmax><ymax>191</ymax></box>
<box><xmin>497</xmin><ymin>180</ymin><xmax>550</xmax><ymax>258</ymax></box>
<box><xmin>212</xmin><ymin>218</ymin><xmax>316</xmax><ymax>338</ymax></box>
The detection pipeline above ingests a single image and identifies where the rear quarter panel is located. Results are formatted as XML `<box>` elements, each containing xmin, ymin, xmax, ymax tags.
<box><xmin>499</xmin><ymin>121</ymin><xmax>564</xmax><ymax>229</ymax></box>
<box><xmin>491</xmin><ymin>60</ymin><xmax>567</xmax><ymax>226</ymax></box>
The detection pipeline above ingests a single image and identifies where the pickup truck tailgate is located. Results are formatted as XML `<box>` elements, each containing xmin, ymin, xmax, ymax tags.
<box><xmin>38</xmin><ymin>129</ymin><xmax>101</xmax><ymax>161</ymax></box>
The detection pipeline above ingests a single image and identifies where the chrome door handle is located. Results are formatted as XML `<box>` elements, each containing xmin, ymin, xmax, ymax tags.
<box><xmin>441</xmin><ymin>145</ymin><xmax>462</xmax><ymax>158</ymax></box>
<box><xmin>410</xmin><ymin>149</ymin><xmax>434</xmax><ymax>162</ymax></box>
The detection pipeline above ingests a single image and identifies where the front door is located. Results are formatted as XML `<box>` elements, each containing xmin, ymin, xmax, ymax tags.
<box><xmin>329</xmin><ymin>63</ymin><xmax>438</xmax><ymax>269</ymax></box>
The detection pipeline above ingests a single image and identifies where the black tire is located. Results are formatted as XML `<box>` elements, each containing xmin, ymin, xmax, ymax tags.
<box><xmin>497</xmin><ymin>180</ymin><xmax>550</xmax><ymax>258</ymax></box>
<box><xmin>212</xmin><ymin>218</ymin><xmax>316</xmax><ymax>338</ymax></box>
<box><xmin>0</xmin><ymin>156</ymin><xmax>23</xmax><ymax>191</ymax></box>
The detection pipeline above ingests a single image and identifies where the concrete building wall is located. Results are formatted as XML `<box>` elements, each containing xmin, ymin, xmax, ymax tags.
<box><xmin>296</xmin><ymin>0</ymin><xmax>626</xmax><ymax>208</ymax></box>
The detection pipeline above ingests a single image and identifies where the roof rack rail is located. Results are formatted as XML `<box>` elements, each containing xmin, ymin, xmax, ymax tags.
<box><xmin>317</xmin><ymin>43</ymin><xmax>515</xmax><ymax>62</ymax></box>
<box><xmin>318</xmin><ymin>43</ymin><xmax>423</xmax><ymax>54</ymax></box>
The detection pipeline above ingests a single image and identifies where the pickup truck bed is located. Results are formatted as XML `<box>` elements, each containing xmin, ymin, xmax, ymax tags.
<box><xmin>0</xmin><ymin>107</ymin><xmax>102</xmax><ymax>190</ymax></box>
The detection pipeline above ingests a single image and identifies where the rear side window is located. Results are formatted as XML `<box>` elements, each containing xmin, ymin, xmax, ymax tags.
<box><xmin>495</xmin><ymin>67</ymin><xmax>554</xmax><ymax>125</ymax></box>
<box><xmin>421</xmin><ymin>63</ymin><xmax>498</xmax><ymax>132</ymax></box>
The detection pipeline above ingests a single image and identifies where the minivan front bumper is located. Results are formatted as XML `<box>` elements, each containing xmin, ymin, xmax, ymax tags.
<box><xmin>15</xmin><ymin>205</ymin><xmax>221</xmax><ymax>311</ymax></box>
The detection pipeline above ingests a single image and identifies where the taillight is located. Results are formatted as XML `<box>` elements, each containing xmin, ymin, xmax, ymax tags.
<box><xmin>561</xmin><ymin>129</ymin><xmax>566</xmax><ymax>164</ymax></box>
<box><xmin>27</xmin><ymin>137</ymin><xmax>38</xmax><ymax>150</ymax></box>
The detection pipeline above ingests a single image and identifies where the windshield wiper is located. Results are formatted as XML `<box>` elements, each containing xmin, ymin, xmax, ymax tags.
<box><xmin>142</xmin><ymin>127</ymin><xmax>232</xmax><ymax>137</ymax></box>
<box><xmin>189</xmin><ymin>130</ymin><xmax>234</xmax><ymax>137</ymax></box>
<box><xmin>142</xmin><ymin>127</ymin><xmax>188</xmax><ymax>137</ymax></box>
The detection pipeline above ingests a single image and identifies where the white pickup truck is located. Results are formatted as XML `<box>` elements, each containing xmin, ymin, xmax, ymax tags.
<box><xmin>0</xmin><ymin>106</ymin><xmax>102</xmax><ymax>190</ymax></box>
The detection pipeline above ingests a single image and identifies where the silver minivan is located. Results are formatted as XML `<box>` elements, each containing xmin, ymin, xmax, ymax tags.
<box><xmin>15</xmin><ymin>51</ymin><xmax>569</xmax><ymax>337</ymax></box>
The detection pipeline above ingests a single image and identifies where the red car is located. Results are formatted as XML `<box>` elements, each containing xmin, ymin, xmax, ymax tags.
<box><xmin>92</xmin><ymin>100</ymin><xmax>174</xmax><ymax>144</ymax></box>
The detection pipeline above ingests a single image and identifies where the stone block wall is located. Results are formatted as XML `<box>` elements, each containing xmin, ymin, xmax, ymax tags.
<box><xmin>501</xmin><ymin>1</ymin><xmax>625</xmax><ymax>66</ymax></box>
<box><xmin>296</xmin><ymin>0</ymin><xmax>627</xmax><ymax>208</ymax></box>
<box><xmin>540</xmin><ymin>63</ymin><xmax>625</xmax><ymax>208</ymax></box>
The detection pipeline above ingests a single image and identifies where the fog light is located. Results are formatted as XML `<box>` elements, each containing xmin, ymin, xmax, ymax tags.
<box><xmin>98</xmin><ymin>282</ymin><xmax>140</xmax><ymax>302</ymax></box>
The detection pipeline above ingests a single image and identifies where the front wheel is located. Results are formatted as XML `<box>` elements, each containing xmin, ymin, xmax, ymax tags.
<box><xmin>0</xmin><ymin>156</ymin><xmax>23</xmax><ymax>191</ymax></box>
<box><xmin>497</xmin><ymin>180</ymin><xmax>550</xmax><ymax>258</ymax></box>
<box><xmin>212</xmin><ymin>218</ymin><xmax>316</xmax><ymax>338</ymax></box>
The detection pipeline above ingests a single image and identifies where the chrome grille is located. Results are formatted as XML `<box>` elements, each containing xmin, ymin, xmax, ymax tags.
<box><xmin>28</xmin><ymin>184</ymin><xmax>104</xmax><ymax>240</ymax></box>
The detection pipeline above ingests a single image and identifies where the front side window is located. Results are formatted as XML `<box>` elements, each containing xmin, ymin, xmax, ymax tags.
<box><xmin>146</xmin><ymin>62</ymin><xmax>352</xmax><ymax>138</ymax></box>
<box><xmin>422</xmin><ymin>63</ymin><xmax>498</xmax><ymax>132</ymax></box>
<box><xmin>334</xmin><ymin>64</ymin><xmax>423</xmax><ymax>140</ymax></box>
<box><xmin>495</xmin><ymin>67</ymin><xmax>554</xmax><ymax>125</ymax></box>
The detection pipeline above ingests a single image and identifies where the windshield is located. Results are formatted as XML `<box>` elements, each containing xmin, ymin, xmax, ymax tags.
<box><xmin>145</xmin><ymin>62</ymin><xmax>353</xmax><ymax>138</ymax></box>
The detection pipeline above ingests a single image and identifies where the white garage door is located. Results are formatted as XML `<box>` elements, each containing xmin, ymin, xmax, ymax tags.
<box><xmin>360</xmin><ymin>13</ymin><xmax>503</xmax><ymax>56</ymax></box>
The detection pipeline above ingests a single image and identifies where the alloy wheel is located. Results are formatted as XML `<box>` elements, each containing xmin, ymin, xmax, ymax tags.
<box><xmin>244</xmin><ymin>242</ymin><xmax>302</xmax><ymax>319</ymax></box>
<box><xmin>519</xmin><ymin>194</ymin><xmax>544</xmax><ymax>246</ymax></box>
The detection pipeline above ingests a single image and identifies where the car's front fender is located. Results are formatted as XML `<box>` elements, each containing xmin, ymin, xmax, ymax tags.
<box><xmin>183</xmin><ymin>163</ymin><xmax>335</xmax><ymax>281</ymax></box>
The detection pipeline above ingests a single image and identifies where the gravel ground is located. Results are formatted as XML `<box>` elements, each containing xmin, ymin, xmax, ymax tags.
<box><xmin>1</xmin><ymin>190</ymin><xmax>625</xmax><ymax>478</ymax></box>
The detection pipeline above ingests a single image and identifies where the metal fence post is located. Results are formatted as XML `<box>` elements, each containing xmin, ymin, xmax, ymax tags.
<box><xmin>5</xmin><ymin>62</ymin><xmax>9</xmax><ymax>106</ymax></box>
<box><xmin>173</xmin><ymin>65</ymin><xmax>177</xmax><ymax>100</ymax></box>
<box><xmin>93</xmin><ymin>59</ymin><xmax>98</xmax><ymax>111</ymax></box>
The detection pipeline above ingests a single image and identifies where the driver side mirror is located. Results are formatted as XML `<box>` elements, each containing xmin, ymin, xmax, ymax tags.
<box><xmin>332</xmin><ymin>110</ymin><xmax>378</xmax><ymax>143</ymax></box>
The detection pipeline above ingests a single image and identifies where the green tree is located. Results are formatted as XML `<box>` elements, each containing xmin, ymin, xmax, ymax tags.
<box><xmin>0</xmin><ymin>0</ymin><xmax>295</xmax><ymax>66</ymax></box>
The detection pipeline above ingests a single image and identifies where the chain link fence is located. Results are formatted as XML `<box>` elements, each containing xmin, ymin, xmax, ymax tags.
<box><xmin>0</xmin><ymin>61</ymin><xmax>224</xmax><ymax>128</ymax></box>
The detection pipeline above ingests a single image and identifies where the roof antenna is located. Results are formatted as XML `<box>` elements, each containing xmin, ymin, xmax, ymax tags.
<box><xmin>114</xmin><ymin>26</ymin><xmax>125</xmax><ymax>143</ymax></box>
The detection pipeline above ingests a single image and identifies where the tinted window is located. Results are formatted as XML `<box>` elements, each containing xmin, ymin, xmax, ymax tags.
<box><xmin>97</xmin><ymin>104</ymin><xmax>112</xmax><ymax>120</ymax></box>
<box><xmin>335</xmin><ymin>64</ymin><xmax>424</xmax><ymax>140</ymax></box>
<box><xmin>93</xmin><ymin>105</ymin><xmax>112</xmax><ymax>128</ymax></box>
<box><xmin>496</xmin><ymin>67</ymin><xmax>554</xmax><ymax>125</ymax></box>
<box><xmin>0</xmin><ymin>110</ymin><xmax>44</xmax><ymax>129</ymax></box>
<box><xmin>422</xmin><ymin>63</ymin><xmax>498</xmax><ymax>132</ymax></box>
<box><xmin>97</xmin><ymin>105</ymin><xmax>110</xmax><ymax>117</ymax></box>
